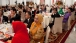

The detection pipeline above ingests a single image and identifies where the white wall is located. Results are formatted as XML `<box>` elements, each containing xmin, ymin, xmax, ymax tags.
<box><xmin>0</xmin><ymin>0</ymin><xmax>76</xmax><ymax>6</ymax></box>
<box><xmin>10</xmin><ymin>0</ymin><xmax>16</xmax><ymax>5</ymax></box>
<box><xmin>64</xmin><ymin>0</ymin><xmax>74</xmax><ymax>6</ymax></box>
<box><xmin>17</xmin><ymin>0</ymin><xmax>22</xmax><ymax>3</ymax></box>
<box><xmin>0</xmin><ymin>0</ymin><xmax>2</xmax><ymax>6</ymax></box>
<box><xmin>24</xmin><ymin>0</ymin><xmax>26</xmax><ymax>5</ymax></box>
<box><xmin>45</xmin><ymin>0</ymin><xmax>51</xmax><ymax>6</ymax></box>
<box><xmin>6</xmin><ymin>0</ymin><xmax>9</xmax><ymax>5</ymax></box>
<box><xmin>30</xmin><ymin>0</ymin><xmax>36</xmax><ymax>4</ymax></box>
<box><xmin>2</xmin><ymin>0</ymin><xmax>7</xmax><ymax>6</ymax></box>
<box><xmin>34</xmin><ymin>0</ymin><xmax>40</xmax><ymax>5</ymax></box>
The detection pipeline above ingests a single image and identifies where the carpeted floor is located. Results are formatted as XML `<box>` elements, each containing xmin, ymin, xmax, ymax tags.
<box><xmin>49</xmin><ymin>20</ymin><xmax>76</xmax><ymax>43</ymax></box>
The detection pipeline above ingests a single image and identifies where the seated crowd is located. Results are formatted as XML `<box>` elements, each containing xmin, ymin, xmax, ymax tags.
<box><xmin>0</xmin><ymin>2</ymin><xmax>76</xmax><ymax>43</ymax></box>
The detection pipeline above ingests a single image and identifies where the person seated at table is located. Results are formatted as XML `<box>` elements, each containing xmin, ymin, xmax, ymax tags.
<box><xmin>32</xmin><ymin>6</ymin><xmax>40</xmax><ymax>18</ymax></box>
<box><xmin>30</xmin><ymin>14</ymin><xmax>44</xmax><ymax>43</ymax></box>
<box><xmin>0</xmin><ymin>10</ymin><xmax>8</xmax><ymax>23</ymax></box>
<box><xmin>40</xmin><ymin>5</ymin><xmax>46</xmax><ymax>13</ymax></box>
<box><xmin>50</xmin><ymin>6</ymin><xmax>54</xmax><ymax>13</ymax></box>
<box><xmin>27</xmin><ymin>7</ymin><xmax>32</xmax><ymax>14</ymax></box>
<box><xmin>12</xmin><ymin>21</ymin><xmax>30</xmax><ymax>43</ymax></box>
<box><xmin>8</xmin><ymin>7</ymin><xmax>21</xmax><ymax>23</ymax></box>
<box><xmin>18</xmin><ymin>5</ymin><xmax>23</xmax><ymax>13</ymax></box>
<box><xmin>70</xmin><ymin>5</ymin><xmax>75</xmax><ymax>12</ymax></box>
<box><xmin>49</xmin><ymin>8</ymin><xmax>60</xmax><ymax>29</ymax></box>
<box><xmin>23</xmin><ymin>6</ymin><xmax>27</xmax><ymax>13</ymax></box>
<box><xmin>62</xmin><ymin>8</ymin><xmax>72</xmax><ymax>32</ymax></box>
<box><xmin>24</xmin><ymin>11</ymin><xmax>34</xmax><ymax>28</ymax></box>
<box><xmin>16</xmin><ymin>6</ymin><xmax>22</xmax><ymax>12</ymax></box>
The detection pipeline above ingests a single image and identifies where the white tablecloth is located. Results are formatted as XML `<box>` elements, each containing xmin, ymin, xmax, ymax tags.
<box><xmin>52</xmin><ymin>17</ymin><xmax>63</xmax><ymax>34</ymax></box>
<box><xmin>0</xmin><ymin>23</ymin><xmax>29</xmax><ymax>35</ymax></box>
<box><xmin>0</xmin><ymin>24</ymin><xmax>13</xmax><ymax>39</ymax></box>
<box><xmin>0</xmin><ymin>24</ymin><xmax>13</xmax><ymax>34</ymax></box>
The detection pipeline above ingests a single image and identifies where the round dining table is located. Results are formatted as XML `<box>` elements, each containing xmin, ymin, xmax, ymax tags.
<box><xmin>0</xmin><ymin>23</ymin><xmax>29</xmax><ymax>43</ymax></box>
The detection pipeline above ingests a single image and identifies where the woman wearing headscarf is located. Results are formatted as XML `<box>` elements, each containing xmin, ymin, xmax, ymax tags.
<box><xmin>30</xmin><ymin>14</ymin><xmax>44</xmax><ymax>43</ymax></box>
<box><xmin>12</xmin><ymin>21</ymin><xmax>30</xmax><ymax>43</ymax></box>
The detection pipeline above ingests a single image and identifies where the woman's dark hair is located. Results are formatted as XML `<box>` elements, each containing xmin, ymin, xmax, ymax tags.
<box><xmin>18</xmin><ymin>5</ymin><xmax>23</xmax><ymax>9</ymax></box>
<box><xmin>37</xmin><ymin>6</ymin><xmax>39</xmax><ymax>9</ymax></box>
<box><xmin>2</xmin><ymin>6</ymin><xmax>5</xmax><ymax>8</ymax></box>
<box><xmin>11</xmin><ymin>7</ymin><xmax>17</xmax><ymax>13</ymax></box>
<box><xmin>68</xmin><ymin>7</ymin><xmax>72</xmax><ymax>12</ymax></box>
<box><xmin>25</xmin><ymin>11</ymin><xmax>31</xmax><ymax>16</ymax></box>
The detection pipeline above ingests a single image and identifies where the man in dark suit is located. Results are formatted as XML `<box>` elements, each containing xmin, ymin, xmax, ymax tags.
<box><xmin>24</xmin><ymin>11</ymin><xmax>34</xmax><ymax>28</ymax></box>
<box><xmin>9</xmin><ymin>7</ymin><xmax>21</xmax><ymax>23</ymax></box>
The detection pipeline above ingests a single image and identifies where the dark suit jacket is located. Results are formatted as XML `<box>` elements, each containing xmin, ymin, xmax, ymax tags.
<box><xmin>50</xmin><ymin>9</ymin><xmax>52</xmax><ymax>13</ymax></box>
<box><xmin>10</xmin><ymin>14</ymin><xmax>21</xmax><ymax>23</ymax></box>
<box><xmin>24</xmin><ymin>18</ymin><xmax>34</xmax><ymax>28</ymax></box>
<box><xmin>2</xmin><ymin>16</ymin><xmax>8</xmax><ymax>23</ymax></box>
